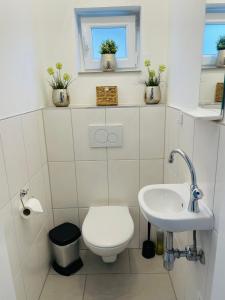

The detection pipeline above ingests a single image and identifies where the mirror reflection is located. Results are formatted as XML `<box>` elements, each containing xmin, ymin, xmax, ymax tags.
<box><xmin>200</xmin><ymin>4</ymin><xmax>225</xmax><ymax>112</ymax></box>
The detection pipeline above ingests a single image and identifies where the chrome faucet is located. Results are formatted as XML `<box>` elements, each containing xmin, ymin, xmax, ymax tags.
<box><xmin>168</xmin><ymin>149</ymin><xmax>203</xmax><ymax>213</ymax></box>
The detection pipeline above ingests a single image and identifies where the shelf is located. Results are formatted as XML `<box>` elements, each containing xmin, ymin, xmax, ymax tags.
<box><xmin>168</xmin><ymin>105</ymin><xmax>223</xmax><ymax>121</ymax></box>
<box><xmin>78</xmin><ymin>69</ymin><xmax>142</xmax><ymax>75</ymax></box>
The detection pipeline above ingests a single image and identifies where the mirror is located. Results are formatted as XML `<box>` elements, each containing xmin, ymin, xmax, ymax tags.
<box><xmin>200</xmin><ymin>3</ymin><xmax>225</xmax><ymax>116</ymax></box>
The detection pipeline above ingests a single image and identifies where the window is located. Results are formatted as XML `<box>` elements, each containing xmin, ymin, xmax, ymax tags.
<box><xmin>204</xmin><ymin>24</ymin><xmax>225</xmax><ymax>56</ymax></box>
<box><xmin>76</xmin><ymin>8</ymin><xmax>140</xmax><ymax>71</ymax></box>
<box><xmin>203</xmin><ymin>6</ymin><xmax>225</xmax><ymax>66</ymax></box>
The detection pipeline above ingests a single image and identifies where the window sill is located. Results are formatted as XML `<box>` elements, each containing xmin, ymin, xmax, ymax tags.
<box><xmin>78</xmin><ymin>69</ymin><xmax>141</xmax><ymax>75</ymax></box>
<box><xmin>202</xmin><ymin>65</ymin><xmax>225</xmax><ymax>70</ymax></box>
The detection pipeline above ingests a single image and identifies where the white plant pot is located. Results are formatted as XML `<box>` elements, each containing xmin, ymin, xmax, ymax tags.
<box><xmin>101</xmin><ymin>54</ymin><xmax>117</xmax><ymax>72</ymax></box>
<box><xmin>216</xmin><ymin>50</ymin><xmax>225</xmax><ymax>67</ymax></box>
<box><xmin>145</xmin><ymin>86</ymin><xmax>161</xmax><ymax>104</ymax></box>
<box><xmin>52</xmin><ymin>89</ymin><xmax>70</xmax><ymax>107</ymax></box>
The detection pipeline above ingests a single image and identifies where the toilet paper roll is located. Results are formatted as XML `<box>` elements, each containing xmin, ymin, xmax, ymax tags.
<box><xmin>20</xmin><ymin>197</ymin><xmax>43</xmax><ymax>219</ymax></box>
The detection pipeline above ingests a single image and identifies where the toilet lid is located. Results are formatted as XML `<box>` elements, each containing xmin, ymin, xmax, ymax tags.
<box><xmin>82</xmin><ymin>206</ymin><xmax>134</xmax><ymax>248</ymax></box>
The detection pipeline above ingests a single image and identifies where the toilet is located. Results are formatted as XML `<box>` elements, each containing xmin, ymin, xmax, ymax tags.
<box><xmin>82</xmin><ymin>206</ymin><xmax>134</xmax><ymax>263</ymax></box>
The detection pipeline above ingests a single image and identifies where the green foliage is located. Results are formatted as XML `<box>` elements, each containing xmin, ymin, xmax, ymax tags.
<box><xmin>217</xmin><ymin>36</ymin><xmax>225</xmax><ymax>51</ymax></box>
<box><xmin>144</xmin><ymin>59</ymin><xmax>166</xmax><ymax>87</ymax></box>
<box><xmin>100</xmin><ymin>40</ymin><xmax>118</xmax><ymax>54</ymax></box>
<box><xmin>47</xmin><ymin>63</ymin><xmax>73</xmax><ymax>89</ymax></box>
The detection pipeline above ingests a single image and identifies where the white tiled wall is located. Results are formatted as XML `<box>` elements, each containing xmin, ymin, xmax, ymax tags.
<box><xmin>164</xmin><ymin>106</ymin><xmax>225</xmax><ymax>300</ymax></box>
<box><xmin>0</xmin><ymin>110</ymin><xmax>53</xmax><ymax>300</ymax></box>
<box><xmin>44</xmin><ymin>106</ymin><xmax>166</xmax><ymax>248</ymax></box>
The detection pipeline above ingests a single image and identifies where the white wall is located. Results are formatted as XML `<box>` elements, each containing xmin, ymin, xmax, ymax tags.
<box><xmin>167</xmin><ymin>0</ymin><xmax>206</xmax><ymax>109</ymax></box>
<box><xmin>200</xmin><ymin>70</ymin><xmax>224</xmax><ymax>105</ymax></box>
<box><xmin>0</xmin><ymin>0</ymin><xmax>47</xmax><ymax>119</ymax></box>
<box><xmin>38</xmin><ymin>0</ymin><xmax>169</xmax><ymax>106</ymax></box>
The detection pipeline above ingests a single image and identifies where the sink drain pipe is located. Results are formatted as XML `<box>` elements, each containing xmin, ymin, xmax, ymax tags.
<box><xmin>163</xmin><ymin>231</ymin><xmax>205</xmax><ymax>271</ymax></box>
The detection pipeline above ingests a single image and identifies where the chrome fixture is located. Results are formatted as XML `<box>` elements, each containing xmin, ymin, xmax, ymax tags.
<box><xmin>20</xmin><ymin>189</ymin><xmax>29</xmax><ymax>209</ymax></box>
<box><xmin>163</xmin><ymin>231</ymin><xmax>205</xmax><ymax>271</ymax></box>
<box><xmin>168</xmin><ymin>149</ymin><xmax>203</xmax><ymax>213</ymax></box>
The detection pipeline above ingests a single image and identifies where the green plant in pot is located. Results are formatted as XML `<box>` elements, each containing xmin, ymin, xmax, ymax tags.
<box><xmin>216</xmin><ymin>36</ymin><xmax>225</xmax><ymax>67</ymax></box>
<box><xmin>47</xmin><ymin>63</ymin><xmax>73</xmax><ymax>107</ymax></box>
<box><xmin>144</xmin><ymin>59</ymin><xmax>166</xmax><ymax>104</ymax></box>
<box><xmin>100</xmin><ymin>39</ymin><xmax>118</xmax><ymax>72</ymax></box>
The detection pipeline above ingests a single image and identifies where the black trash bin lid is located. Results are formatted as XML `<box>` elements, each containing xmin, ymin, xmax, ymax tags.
<box><xmin>49</xmin><ymin>222</ymin><xmax>81</xmax><ymax>246</ymax></box>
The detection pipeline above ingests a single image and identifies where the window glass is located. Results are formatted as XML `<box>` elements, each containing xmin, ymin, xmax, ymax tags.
<box><xmin>204</xmin><ymin>24</ymin><xmax>225</xmax><ymax>55</ymax></box>
<box><xmin>91</xmin><ymin>26</ymin><xmax>127</xmax><ymax>59</ymax></box>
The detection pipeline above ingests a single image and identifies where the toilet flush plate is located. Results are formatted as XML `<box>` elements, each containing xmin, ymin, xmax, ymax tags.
<box><xmin>88</xmin><ymin>124</ymin><xmax>107</xmax><ymax>147</ymax></box>
<box><xmin>106</xmin><ymin>124</ymin><xmax>123</xmax><ymax>147</ymax></box>
<box><xmin>88</xmin><ymin>124</ymin><xmax>123</xmax><ymax>148</ymax></box>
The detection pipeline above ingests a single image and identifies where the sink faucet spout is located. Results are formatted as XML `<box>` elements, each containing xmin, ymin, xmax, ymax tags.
<box><xmin>168</xmin><ymin>149</ymin><xmax>203</xmax><ymax>213</ymax></box>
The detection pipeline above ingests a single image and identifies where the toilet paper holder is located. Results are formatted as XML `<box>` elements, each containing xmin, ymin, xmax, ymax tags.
<box><xmin>20</xmin><ymin>189</ymin><xmax>30</xmax><ymax>217</ymax></box>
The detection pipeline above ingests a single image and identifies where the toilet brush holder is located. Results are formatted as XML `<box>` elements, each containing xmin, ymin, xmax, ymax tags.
<box><xmin>142</xmin><ymin>222</ymin><xmax>155</xmax><ymax>259</ymax></box>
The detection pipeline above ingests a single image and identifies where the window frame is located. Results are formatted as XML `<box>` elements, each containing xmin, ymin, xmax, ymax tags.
<box><xmin>80</xmin><ymin>15</ymin><xmax>138</xmax><ymax>71</ymax></box>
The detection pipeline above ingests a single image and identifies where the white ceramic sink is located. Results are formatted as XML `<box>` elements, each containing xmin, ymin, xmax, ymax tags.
<box><xmin>138</xmin><ymin>183</ymin><xmax>214</xmax><ymax>232</ymax></box>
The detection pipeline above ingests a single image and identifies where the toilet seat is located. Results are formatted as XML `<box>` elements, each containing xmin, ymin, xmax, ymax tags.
<box><xmin>82</xmin><ymin>206</ymin><xmax>134</xmax><ymax>262</ymax></box>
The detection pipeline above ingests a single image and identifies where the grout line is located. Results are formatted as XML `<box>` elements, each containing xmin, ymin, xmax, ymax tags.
<box><xmin>42</xmin><ymin>109</ymin><xmax>55</xmax><ymax>226</ymax></box>
<box><xmin>49</xmin><ymin>270</ymin><xmax>169</xmax><ymax>276</ymax></box>
<box><xmin>38</xmin><ymin>270</ymin><xmax>50</xmax><ymax>300</ymax></box>
<box><xmin>138</xmin><ymin>106</ymin><xmax>141</xmax><ymax>248</ymax></box>
<box><xmin>48</xmin><ymin>158</ymin><xmax>165</xmax><ymax>163</ymax></box>
<box><xmin>168</xmin><ymin>271</ymin><xmax>178</xmax><ymax>300</ymax></box>
<box><xmin>69</xmin><ymin>109</ymin><xmax>81</xmax><ymax>225</ymax></box>
<box><xmin>105</xmin><ymin>108</ymin><xmax>110</xmax><ymax>206</ymax></box>
<box><xmin>211</xmin><ymin>124</ymin><xmax>221</xmax><ymax>220</ymax></box>
<box><xmin>128</xmin><ymin>249</ymin><xmax>132</xmax><ymax>274</ymax></box>
<box><xmin>82</xmin><ymin>275</ymin><xmax>87</xmax><ymax>300</ymax></box>
<box><xmin>163</xmin><ymin>105</ymin><xmax>167</xmax><ymax>184</ymax></box>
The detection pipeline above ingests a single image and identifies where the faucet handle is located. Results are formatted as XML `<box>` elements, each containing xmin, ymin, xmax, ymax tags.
<box><xmin>192</xmin><ymin>187</ymin><xmax>203</xmax><ymax>200</ymax></box>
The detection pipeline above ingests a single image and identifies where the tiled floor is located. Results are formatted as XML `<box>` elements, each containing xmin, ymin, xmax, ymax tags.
<box><xmin>40</xmin><ymin>249</ymin><xmax>177</xmax><ymax>300</ymax></box>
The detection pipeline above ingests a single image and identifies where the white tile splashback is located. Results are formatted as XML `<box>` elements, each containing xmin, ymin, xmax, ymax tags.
<box><xmin>49</xmin><ymin>162</ymin><xmax>78</xmax><ymax>209</ymax></box>
<box><xmin>106</xmin><ymin>107</ymin><xmax>139</xmax><ymax>160</ymax></box>
<box><xmin>22</xmin><ymin>111</ymin><xmax>43</xmax><ymax>178</ymax></box>
<box><xmin>45</xmin><ymin>106</ymin><xmax>165</xmax><ymax>250</ymax></box>
<box><xmin>44</xmin><ymin>109</ymin><xmax>74</xmax><ymax>161</ymax></box>
<box><xmin>193</xmin><ymin>119</ymin><xmax>220</xmax><ymax>210</ymax></box>
<box><xmin>0</xmin><ymin>116</ymin><xmax>29</xmax><ymax>198</ymax></box>
<box><xmin>140</xmin><ymin>106</ymin><xmax>165</xmax><ymax>159</ymax></box>
<box><xmin>72</xmin><ymin>108</ymin><xmax>107</xmax><ymax>161</ymax></box>
<box><xmin>0</xmin><ymin>140</ymin><xmax>10</xmax><ymax>209</ymax></box>
<box><xmin>76</xmin><ymin>161</ymin><xmax>108</xmax><ymax>207</ymax></box>
<box><xmin>0</xmin><ymin>110</ymin><xmax>53</xmax><ymax>300</ymax></box>
<box><xmin>108</xmin><ymin>160</ymin><xmax>139</xmax><ymax>206</ymax></box>
<box><xmin>164</xmin><ymin>106</ymin><xmax>224</xmax><ymax>300</ymax></box>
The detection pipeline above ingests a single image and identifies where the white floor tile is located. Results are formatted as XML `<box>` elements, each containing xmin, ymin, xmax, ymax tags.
<box><xmin>84</xmin><ymin>274</ymin><xmax>176</xmax><ymax>300</ymax></box>
<box><xmin>129</xmin><ymin>249</ymin><xmax>166</xmax><ymax>274</ymax></box>
<box><xmin>40</xmin><ymin>274</ymin><xmax>85</xmax><ymax>300</ymax></box>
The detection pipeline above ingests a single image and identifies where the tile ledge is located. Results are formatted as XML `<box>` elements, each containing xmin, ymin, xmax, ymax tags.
<box><xmin>44</xmin><ymin>103</ymin><xmax>166</xmax><ymax>110</ymax></box>
<box><xmin>168</xmin><ymin>104</ymin><xmax>223</xmax><ymax>121</ymax></box>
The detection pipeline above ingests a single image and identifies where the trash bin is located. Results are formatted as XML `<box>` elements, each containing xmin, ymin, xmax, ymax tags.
<box><xmin>49</xmin><ymin>222</ymin><xmax>83</xmax><ymax>276</ymax></box>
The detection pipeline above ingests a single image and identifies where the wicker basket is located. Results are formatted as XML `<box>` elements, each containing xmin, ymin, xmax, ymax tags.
<box><xmin>96</xmin><ymin>86</ymin><xmax>118</xmax><ymax>106</ymax></box>
<box><xmin>215</xmin><ymin>83</ymin><xmax>224</xmax><ymax>102</ymax></box>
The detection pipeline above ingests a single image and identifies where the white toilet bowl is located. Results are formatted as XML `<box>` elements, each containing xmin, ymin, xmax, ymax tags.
<box><xmin>82</xmin><ymin>206</ymin><xmax>134</xmax><ymax>263</ymax></box>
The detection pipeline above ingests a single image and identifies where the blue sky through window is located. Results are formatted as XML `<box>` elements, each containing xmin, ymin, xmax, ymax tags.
<box><xmin>204</xmin><ymin>24</ymin><xmax>225</xmax><ymax>55</ymax></box>
<box><xmin>91</xmin><ymin>26</ymin><xmax>127</xmax><ymax>59</ymax></box>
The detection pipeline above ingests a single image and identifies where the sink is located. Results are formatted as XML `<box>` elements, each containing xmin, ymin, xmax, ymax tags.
<box><xmin>138</xmin><ymin>183</ymin><xmax>214</xmax><ymax>232</ymax></box>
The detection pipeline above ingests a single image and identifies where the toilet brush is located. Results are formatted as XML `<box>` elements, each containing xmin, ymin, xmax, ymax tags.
<box><xmin>142</xmin><ymin>222</ymin><xmax>155</xmax><ymax>259</ymax></box>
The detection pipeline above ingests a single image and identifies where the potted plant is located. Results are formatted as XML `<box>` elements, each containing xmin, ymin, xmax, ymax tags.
<box><xmin>47</xmin><ymin>63</ymin><xmax>73</xmax><ymax>107</ymax></box>
<box><xmin>216</xmin><ymin>36</ymin><xmax>225</xmax><ymax>67</ymax></box>
<box><xmin>100</xmin><ymin>39</ymin><xmax>118</xmax><ymax>72</ymax></box>
<box><xmin>144</xmin><ymin>60</ymin><xmax>166</xmax><ymax>104</ymax></box>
